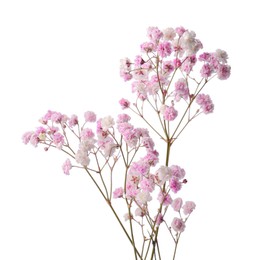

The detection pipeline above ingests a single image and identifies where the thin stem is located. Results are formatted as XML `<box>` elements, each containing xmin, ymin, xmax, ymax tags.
<box><xmin>83</xmin><ymin>167</ymin><xmax>142</xmax><ymax>259</ymax></box>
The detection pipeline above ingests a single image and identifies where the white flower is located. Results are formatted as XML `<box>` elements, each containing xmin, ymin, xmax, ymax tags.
<box><xmin>101</xmin><ymin>116</ymin><xmax>115</xmax><ymax>131</ymax></box>
<box><xmin>215</xmin><ymin>49</ymin><xmax>228</xmax><ymax>64</ymax></box>
<box><xmin>75</xmin><ymin>149</ymin><xmax>90</xmax><ymax>166</ymax></box>
<box><xmin>136</xmin><ymin>191</ymin><xmax>152</xmax><ymax>205</ymax></box>
<box><xmin>163</xmin><ymin>27</ymin><xmax>176</xmax><ymax>41</ymax></box>
<box><xmin>157</xmin><ymin>166</ymin><xmax>172</xmax><ymax>184</ymax></box>
<box><xmin>180</xmin><ymin>30</ymin><xmax>202</xmax><ymax>56</ymax></box>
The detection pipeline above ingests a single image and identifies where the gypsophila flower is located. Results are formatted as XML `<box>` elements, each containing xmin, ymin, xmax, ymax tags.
<box><xmin>62</xmin><ymin>159</ymin><xmax>72</xmax><ymax>175</ymax></box>
<box><xmin>23</xmin><ymin>25</ymin><xmax>230</xmax><ymax>260</ymax></box>
<box><xmin>84</xmin><ymin>111</ymin><xmax>96</xmax><ymax>122</ymax></box>
<box><xmin>113</xmin><ymin>187</ymin><xmax>124</xmax><ymax>199</ymax></box>
<box><xmin>101</xmin><ymin>116</ymin><xmax>115</xmax><ymax>131</ymax></box>
<box><xmin>183</xmin><ymin>201</ymin><xmax>196</xmax><ymax>215</ymax></box>
<box><xmin>171</xmin><ymin>217</ymin><xmax>186</xmax><ymax>232</ymax></box>
<box><xmin>172</xmin><ymin>197</ymin><xmax>183</xmax><ymax>212</ymax></box>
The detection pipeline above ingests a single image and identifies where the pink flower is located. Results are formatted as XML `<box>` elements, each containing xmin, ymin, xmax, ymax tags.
<box><xmin>119</xmin><ymin>98</ymin><xmax>130</xmax><ymax>109</ymax></box>
<box><xmin>84</xmin><ymin>111</ymin><xmax>96</xmax><ymax>123</ymax></box>
<box><xmin>22</xmin><ymin>131</ymin><xmax>34</xmax><ymax>144</ymax></box>
<box><xmin>170</xmin><ymin>165</ymin><xmax>186</xmax><ymax>179</ymax></box>
<box><xmin>174</xmin><ymin>78</ymin><xmax>189</xmax><ymax>101</ymax></box>
<box><xmin>140</xmin><ymin>177</ymin><xmax>155</xmax><ymax>192</ymax></box>
<box><xmin>30</xmin><ymin>133</ymin><xmax>39</xmax><ymax>147</ymax></box>
<box><xmin>181</xmin><ymin>55</ymin><xmax>197</xmax><ymax>74</ymax></box>
<box><xmin>158</xmin><ymin>191</ymin><xmax>172</xmax><ymax>206</ymax></box>
<box><xmin>196</xmin><ymin>94</ymin><xmax>214</xmax><ymax>114</ymax></box>
<box><xmin>169</xmin><ymin>177</ymin><xmax>182</xmax><ymax>193</ymax></box>
<box><xmin>120</xmin><ymin>71</ymin><xmax>133</xmax><ymax>81</ymax></box>
<box><xmin>50</xmin><ymin>111</ymin><xmax>63</xmax><ymax>123</ymax></box>
<box><xmin>140</xmin><ymin>42</ymin><xmax>155</xmax><ymax>52</ymax></box>
<box><xmin>52</xmin><ymin>132</ymin><xmax>64</xmax><ymax>149</ymax></box>
<box><xmin>183</xmin><ymin>201</ymin><xmax>196</xmax><ymax>215</ymax></box>
<box><xmin>147</xmin><ymin>26</ymin><xmax>163</xmax><ymax>43</ymax></box>
<box><xmin>200</xmin><ymin>63</ymin><xmax>213</xmax><ymax>78</ymax></box>
<box><xmin>163</xmin><ymin>106</ymin><xmax>178</xmax><ymax>121</ymax></box>
<box><xmin>173</xmin><ymin>58</ymin><xmax>182</xmax><ymax>69</ymax></box>
<box><xmin>157</xmin><ymin>42</ymin><xmax>172</xmax><ymax>57</ymax></box>
<box><xmin>117</xmin><ymin>114</ymin><xmax>131</xmax><ymax>124</ymax></box>
<box><xmin>163</xmin><ymin>61</ymin><xmax>175</xmax><ymax>74</ymax></box>
<box><xmin>113</xmin><ymin>187</ymin><xmax>124</xmax><ymax>199</ymax></box>
<box><xmin>101</xmin><ymin>116</ymin><xmax>115</xmax><ymax>131</ymax></box>
<box><xmin>81</xmin><ymin>128</ymin><xmax>95</xmax><ymax>140</ymax></box>
<box><xmin>175</xmin><ymin>26</ymin><xmax>186</xmax><ymax>37</ymax></box>
<box><xmin>68</xmin><ymin>114</ymin><xmax>78</xmax><ymax>127</ymax></box>
<box><xmin>172</xmin><ymin>197</ymin><xmax>183</xmax><ymax>212</ymax></box>
<box><xmin>62</xmin><ymin>159</ymin><xmax>72</xmax><ymax>175</ymax></box>
<box><xmin>217</xmin><ymin>64</ymin><xmax>231</xmax><ymax>80</ymax></box>
<box><xmin>215</xmin><ymin>49</ymin><xmax>228</xmax><ymax>64</ymax></box>
<box><xmin>199</xmin><ymin>52</ymin><xmax>211</xmax><ymax>62</ymax></box>
<box><xmin>171</xmin><ymin>217</ymin><xmax>186</xmax><ymax>232</ymax></box>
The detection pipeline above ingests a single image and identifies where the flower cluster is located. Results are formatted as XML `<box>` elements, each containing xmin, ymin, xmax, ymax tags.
<box><xmin>23</xmin><ymin>25</ymin><xmax>230</xmax><ymax>260</ymax></box>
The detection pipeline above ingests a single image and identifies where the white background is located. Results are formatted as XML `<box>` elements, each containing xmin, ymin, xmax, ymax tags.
<box><xmin>1</xmin><ymin>0</ymin><xmax>261</xmax><ymax>259</ymax></box>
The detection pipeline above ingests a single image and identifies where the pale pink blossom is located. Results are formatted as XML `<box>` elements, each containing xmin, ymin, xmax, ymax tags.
<box><xmin>157</xmin><ymin>166</ymin><xmax>172</xmax><ymax>184</ymax></box>
<box><xmin>140</xmin><ymin>177</ymin><xmax>155</xmax><ymax>192</ymax></box>
<box><xmin>117</xmin><ymin>114</ymin><xmax>131</xmax><ymax>124</ymax></box>
<box><xmin>196</xmin><ymin>94</ymin><xmax>214</xmax><ymax>114</ymax></box>
<box><xmin>158</xmin><ymin>191</ymin><xmax>172</xmax><ymax>206</ymax></box>
<box><xmin>75</xmin><ymin>149</ymin><xmax>90</xmax><ymax>166</ymax></box>
<box><xmin>163</xmin><ymin>61</ymin><xmax>175</xmax><ymax>74</ymax></box>
<box><xmin>147</xmin><ymin>26</ymin><xmax>163</xmax><ymax>43</ymax></box>
<box><xmin>170</xmin><ymin>165</ymin><xmax>186</xmax><ymax>179</ymax></box>
<box><xmin>62</xmin><ymin>159</ymin><xmax>72</xmax><ymax>175</ymax></box>
<box><xmin>120</xmin><ymin>71</ymin><xmax>133</xmax><ymax>81</ymax></box>
<box><xmin>172</xmin><ymin>197</ymin><xmax>183</xmax><ymax>212</ymax></box>
<box><xmin>175</xmin><ymin>26</ymin><xmax>186</xmax><ymax>37</ymax></box>
<box><xmin>163</xmin><ymin>27</ymin><xmax>176</xmax><ymax>41</ymax></box>
<box><xmin>52</xmin><ymin>132</ymin><xmax>64</xmax><ymax>149</ymax></box>
<box><xmin>157</xmin><ymin>42</ymin><xmax>173</xmax><ymax>58</ymax></box>
<box><xmin>183</xmin><ymin>201</ymin><xmax>196</xmax><ymax>215</ymax></box>
<box><xmin>140</xmin><ymin>42</ymin><xmax>155</xmax><ymax>52</ymax></box>
<box><xmin>173</xmin><ymin>58</ymin><xmax>182</xmax><ymax>69</ymax></box>
<box><xmin>30</xmin><ymin>133</ymin><xmax>39</xmax><ymax>147</ymax></box>
<box><xmin>217</xmin><ymin>64</ymin><xmax>231</xmax><ymax>80</ymax></box>
<box><xmin>200</xmin><ymin>63</ymin><xmax>213</xmax><ymax>78</ymax></box>
<box><xmin>101</xmin><ymin>116</ymin><xmax>115</xmax><ymax>131</ymax></box>
<box><xmin>163</xmin><ymin>106</ymin><xmax>178</xmax><ymax>121</ymax></box>
<box><xmin>120</xmin><ymin>57</ymin><xmax>132</xmax><ymax>71</ymax></box>
<box><xmin>199</xmin><ymin>52</ymin><xmax>211</xmax><ymax>62</ymax></box>
<box><xmin>136</xmin><ymin>191</ymin><xmax>152</xmax><ymax>205</ymax></box>
<box><xmin>215</xmin><ymin>49</ymin><xmax>228</xmax><ymax>64</ymax></box>
<box><xmin>174</xmin><ymin>78</ymin><xmax>189</xmax><ymax>101</ymax></box>
<box><xmin>113</xmin><ymin>187</ymin><xmax>124</xmax><ymax>199</ymax></box>
<box><xmin>181</xmin><ymin>55</ymin><xmax>197</xmax><ymax>74</ymax></box>
<box><xmin>68</xmin><ymin>114</ymin><xmax>78</xmax><ymax>127</ymax></box>
<box><xmin>81</xmin><ymin>128</ymin><xmax>95</xmax><ymax>140</ymax></box>
<box><xmin>119</xmin><ymin>98</ymin><xmax>130</xmax><ymax>109</ymax></box>
<box><xmin>169</xmin><ymin>177</ymin><xmax>182</xmax><ymax>193</ymax></box>
<box><xmin>22</xmin><ymin>131</ymin><xmax>34</xmax><ymax>144</ymax></box>
<box><xmin>84</xmin><ymin>111</ymin><xmax>96</xmax><ymax>123</ymax></box>
<box><xmin>171</xmin><ymin>217</ymin><xmax>186</xmax><ymax>232</ymax></box>
<box><xmin>50</xmin><ymin>111</ymin><xmax>63</xmax><ymax>123</ymax></box>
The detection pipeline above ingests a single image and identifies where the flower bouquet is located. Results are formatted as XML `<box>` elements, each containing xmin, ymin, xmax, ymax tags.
<box><xmin>22</xmin><ymin>25</ymin><xmax>230</xmax><ymax>259</ymax></box>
